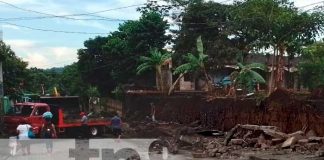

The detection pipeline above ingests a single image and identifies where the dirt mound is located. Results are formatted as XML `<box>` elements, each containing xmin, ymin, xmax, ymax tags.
<box><xmin>124</xmin><ymin>122</ymin><xmax>182</xmax><ymax>138</ymax></box>
<box><xmin>267</xmin><ymin>88</ymin><xmax>293</xmax><ymax>103</ymax></box>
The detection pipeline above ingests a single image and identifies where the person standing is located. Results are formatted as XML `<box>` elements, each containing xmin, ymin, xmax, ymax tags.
<box><xmin>80</xmin><ymin>112</ymin><xmax>88</xmax><ymax>139</ymax></box>
<box><xmin>16</xmin><ymin>120</ymin><xmax>32</xmax><ymax>155</ymax></box>
<box><xmin>41</xmin><ymin>111</ymin><xmax>57</xmax><ymax>153</ymax></box>
<box><xmin>111</xmin><ymin>113</ymin><xmax>122</xmax><ymax>139</ymax></box>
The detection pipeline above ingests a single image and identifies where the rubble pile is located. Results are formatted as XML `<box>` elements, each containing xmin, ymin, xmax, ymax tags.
<box><xmin>122</xmin><ymin>121</ymin><xmax>324</xmax><ymax>159</ymax></box>
<box><xmin>191</xmin><ymin>124</ymin><xmax>324</xmax><ymax>158</ymax></box>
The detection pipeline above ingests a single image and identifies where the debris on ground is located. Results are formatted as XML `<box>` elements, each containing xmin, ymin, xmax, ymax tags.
<box><xmin>122</xmin><ymin>121</ymin><xmax>324</xmax><ymax>159</ymax></box>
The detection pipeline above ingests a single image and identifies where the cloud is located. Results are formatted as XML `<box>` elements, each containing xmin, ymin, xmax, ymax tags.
<box><xmin>4</xmin><ymin>39</ymin><xmax>78</xmax><ymax>69</ymax></box>
<box><xmin>2</xmin><ymin>24</ymin><xmax>21</xmax><ymax>30</ymax></box>
<box><xmin>5</xmin><ymin>39</ymin><xmax>37</xmax><ymax>49</ymax></box>
<box><xmin>0</xmin><ymin>0</ymin><xmax>40</xmax><ymax>5</ymax></box>
<box><xmin>24</xmin><ymin>53</ymin><xmax>49</xmax><ymax>68</ymax></box>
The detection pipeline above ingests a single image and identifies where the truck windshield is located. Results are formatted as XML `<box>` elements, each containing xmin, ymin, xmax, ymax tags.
<box><xmin>7</xmin><ymin>105</ymin><xmax>34</xmax><ymax>116</ymax></box>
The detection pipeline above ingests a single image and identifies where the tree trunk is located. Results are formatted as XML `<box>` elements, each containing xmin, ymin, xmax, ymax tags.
<box><xmin>155</xmin><ymin>67</ymin><xmax>161</xmax><ymax>91</ymax></box>
<box><xmin>275</xmin><ymin>44</ymin><xmax>285</xmax><ymax>89</ymax></box>
<box><xmin>268</xmin><ymin>47</ymin><xmax>277</xmax><ymax>95</ymax></box>
<box><xmin>168</xmin><ymin>73</ymin><xmax>184</xmax><ymax>95</ymax></box>
<box><xmin>156</xmin><ymin>65</ymin><xmax>165</xmax><ymax>93</ymax></box>
<box><xmin>202</xmin><ymin>67</ymin><xmax>212</xmax><ymax>92</ymax></box>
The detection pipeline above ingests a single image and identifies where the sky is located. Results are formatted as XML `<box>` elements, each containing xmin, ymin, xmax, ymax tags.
<box><xmin>0</xmin><ymin>0</ymin><xmax>323</xmax><ymax>69</ymax></box>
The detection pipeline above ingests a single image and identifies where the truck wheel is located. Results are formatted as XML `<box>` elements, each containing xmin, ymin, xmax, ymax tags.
<box><xmin>90</xmin><ymin>127</ymin><xmax>100</xmax><ymax>137</ymax></box>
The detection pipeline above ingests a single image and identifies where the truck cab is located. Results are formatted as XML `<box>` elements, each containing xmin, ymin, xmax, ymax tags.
<box><xmin>3</xmin><ymin>103</ymin><xmax>50</xmax><ymax>136</ymax></box>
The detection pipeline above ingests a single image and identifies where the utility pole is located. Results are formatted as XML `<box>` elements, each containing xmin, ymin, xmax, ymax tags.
<box><xmin>0</xmin><ymin>28</ymin><xmax>3</xmax><ymax>97</ymax></box>
<box><xmin>0</xmin><ymin>28</ymin><xmax>3</xmax><ymax>115</ymax></box>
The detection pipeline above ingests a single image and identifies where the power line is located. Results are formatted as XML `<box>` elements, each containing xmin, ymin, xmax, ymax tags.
<box><xmin>4</xmin><ymin>22</ymin><xmax>108</xmax><ymax>35</ymax></box>
<box><xmin>298</xmin><ymin>0</ymin><xmax>324</xmax><ymax>9</ymax></box>
<box><xmin>0</xmin><ymin>16</ymin><xmax>129</xmax><ymax>22</ymax></box>
<box><xmin>0</xmin><ymin>0</ymin><xmax>144</xmax><ymax>21</ymax></box>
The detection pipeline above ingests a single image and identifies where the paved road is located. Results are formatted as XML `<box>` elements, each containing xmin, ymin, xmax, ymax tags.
<box><xmin>0</xmin><ymin>139</ymin><xmax>212</xmax><ymax>160</ymax></box>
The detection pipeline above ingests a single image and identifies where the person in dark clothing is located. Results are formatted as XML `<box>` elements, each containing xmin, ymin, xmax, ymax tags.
<box><xmin>41</xmin><ymin>117</ymin><xmax>57</xmax><ymax>153</ymax></box>
<box><xmin>80</xmin><ymin>112</ymin><xmax>89</xmax><ymax>139</ymax></box>
<box><xmin>111</xmin><ymin>114</ymin><xmax>122</xmax><ymax>139</ymax></box>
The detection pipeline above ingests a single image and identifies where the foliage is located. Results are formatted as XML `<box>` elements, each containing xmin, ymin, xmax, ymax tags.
<box><xmin>0</xmin><ymin>41</ymin><xmax>28</xmax><ymax>99</ymax></box>
<box><xmin>86</xmin><ymin>86</ymin><xmax>100</xmax><ymax>97</ymax></box>
<box><xmin>59</xmin><ymin>63</ymin><xmax>88</xmax><ymax>96</ymax></box>
<box><xmin>137</xmin><ymin>48</ymin><xmax>171</xmax><ymax>92</ymax></box>
<box><xmin>230</xmin><ymin>63</ymin><xmax>266</xmax><ymax>92</ymax></box>
<box><xmin>25</xmin><ymin>68</ymin><xmax>60</xmax><ymax>95</ymax></box>
<box><xmin>137</xmin><ymin>48</ymin><xmax>171</xmax><ymax>74</ymax></box>
<box><xmin>78</xmin><ymin>11</ymin><xmax>171</xmax><ymax>96</ymax></box>
<box><xmin>173</xmin><ymin>1</ymin><xmax>239</xmax><ymax>68</ymax></box>
<box><xmin>299</xmin><ymin>42</ymin><xmax>324</xmax><ymax>90</ymax></box>
<box><xmin>111</xmin><ymin>85</ymin><xmax>124</xmax><ymax>100</ymax></box>
<box><xmin>173</xmin><ymin>36</ymin><xmax>212</xmax><ymax>92</ymax></box>
<box><xmin>231</xmin><ymin>0</ymin><xmax>324</xmax><ymax>89</ymax></box>
<box><xmin>174</xmin><ymin>36</ymin><xmax>207</xmax><ymax>74</ymax></box>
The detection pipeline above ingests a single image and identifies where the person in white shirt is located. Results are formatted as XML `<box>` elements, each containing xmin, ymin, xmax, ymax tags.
<box><xmin>16</xmin><ymin>121</ymin><xmax>32</xmax><ymax>155</ymax></box>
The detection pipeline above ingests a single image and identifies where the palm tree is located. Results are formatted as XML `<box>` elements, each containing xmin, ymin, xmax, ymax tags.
<box><xmin>136</xmin><ymin>48</ymin><xmax>171</xmax><ymax>93</ymax></box>
<box><xmin>228</xmin><ymin>62</ymin><xmax>266</xmax><ymax>96</ymax></box>
<box><xmin>169</xmin><ymin>36</ymin><xmax>212</xmax><ymax>94</ymax></box>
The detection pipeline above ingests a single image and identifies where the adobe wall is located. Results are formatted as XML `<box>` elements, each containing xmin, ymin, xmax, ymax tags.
<box><xmin>123</xmin><ymin>90</ymin><xmax>324</xmax><ymax>135</ymax></box>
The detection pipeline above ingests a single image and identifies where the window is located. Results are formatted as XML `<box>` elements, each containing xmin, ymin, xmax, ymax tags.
<box><xmin>34</xmin><ymin>107</ymin><xmax>48</xmax><ymax>116</ymax></box>
<box><xmin>12</xmin><ymin>105</ymin><xmax>34</xmax><ymax>116</ymax></box>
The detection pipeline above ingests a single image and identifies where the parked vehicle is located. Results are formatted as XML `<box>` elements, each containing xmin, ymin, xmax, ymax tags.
<box><xmin>3</xmin><ymin>96</ymin><xmax>110</xmax><ymax>137</ymax></box>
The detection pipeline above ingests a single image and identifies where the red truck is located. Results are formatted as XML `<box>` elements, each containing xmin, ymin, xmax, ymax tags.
<box><xmin>3</xmin><ymin>96</ymin><xmax>110</xmax><ymax>137</ymax></box>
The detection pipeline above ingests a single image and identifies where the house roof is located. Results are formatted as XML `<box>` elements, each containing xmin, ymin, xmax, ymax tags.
<box><xmin>222</xmin><ymin>54</ymin><xmax>300</xmax><ymax>72</ymax></box>
<box><xmin>245</xmin><ymin>54</ymin><xmax>300</xmax><ymax>66</ymax></box>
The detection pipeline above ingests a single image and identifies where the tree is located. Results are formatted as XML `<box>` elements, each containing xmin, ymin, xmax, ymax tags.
<box><xmin>173</xmin><ymin>1</ymin><xmax>238</xmax><ymax>69</ymax></box>
<box><xmin>136</xmin><ymin>48</ymin><xmax>171</xmax><ymax>93</ymax></box>
<box><xmin>78</xmin><ymin>11</ymin><xmax>171</xmax><ymax>96</ymax></box>
<box><xmin>170</xmin><ymin>36</ymin><xmax>211</xmax><ymax>94</ymax></box>
<box><xmin>231</xmin><ymin>0</ymin><xmax>324</xmax><ymax>92</ymax></box>
<box><xmin>229</xmin><ymin>63</ymin><xmax>266</xmax><ymax>96</ymax></box>
<box><xmin>59</xmin><ymin>63</ymin><xmax>88</xmax><ymax>96</ymax></box>
<box><xmin>299</xmin><ymin>42</ymin><xmax>324</xmax><ymax>90</ymax></box>
<box><xmin>0</xmin><ymin>41</ymin><xmax>28</xmax><ymax>99</ymax></box>
<box><xmin>77</xmin><ymin>36</ymin><xmax>113</xmax><ymax>95</ymax></box>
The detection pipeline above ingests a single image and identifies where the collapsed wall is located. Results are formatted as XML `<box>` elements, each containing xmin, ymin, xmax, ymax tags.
<box><xmin>123</xmin><ymin>90</ymin><xmax>324</xmax><ymax>136</ymax></box>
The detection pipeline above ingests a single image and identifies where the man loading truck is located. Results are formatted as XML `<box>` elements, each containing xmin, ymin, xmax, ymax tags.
<box><xmin>80</xmin><ymin>112</ymin><xmax>88</xmax><ymax>138</ymax></box>
<box><xmin>3</xmin><ymin>96</ymin><xmax>110</xmax><ymax>138</ymax></box>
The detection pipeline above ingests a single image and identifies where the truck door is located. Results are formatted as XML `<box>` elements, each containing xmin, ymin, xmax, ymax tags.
<box><xmin>29</xmin><ymin>105</ymin><xmax>49</xmax><ymax>134</ymax></box>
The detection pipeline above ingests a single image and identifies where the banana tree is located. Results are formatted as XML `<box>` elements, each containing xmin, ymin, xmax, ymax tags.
<box><xmin>228</xmin><ymin>62</ymin><xmax>266</xmax><ymax>96</ymax></box>
<box><xmin>136</xmin><ymin>48</ymin><xmax>171</xmax><ymax>93</ymax></box>
<box><xmin>169</xmin><ymin>36</ymin><xmax>212</xmax><ymax>94</ymax></box>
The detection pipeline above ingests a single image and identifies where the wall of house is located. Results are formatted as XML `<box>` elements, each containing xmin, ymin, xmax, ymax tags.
<box><xmin>124</xmin><ymin>90</ymin><xmax>324</xmax><ymax>135</ymax></box>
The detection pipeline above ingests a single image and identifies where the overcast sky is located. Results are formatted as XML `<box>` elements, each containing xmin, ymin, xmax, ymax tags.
<box><xmin>0</xmin><ymin>0</ymin><xmax>323</xmax><ymax>68</ymax></box>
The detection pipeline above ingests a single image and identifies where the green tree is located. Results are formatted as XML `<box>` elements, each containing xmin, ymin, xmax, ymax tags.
<box><xmin>77</xmin><ymin>36</ymin><xmax>113</xmax><ymax>95</ymax></box>
<box><xmin>231</xmin><ymin>0</ymin><xmax>324</xmax><ymax>92</ymax></box>
<box><xmin>170</xmin><ymin>36</ymin><xmax>211</xmax><ymax>94</ymax></box>
<box><xmin>0</xmin><ymin>41</ymin><xmax>28</xmax><ymax>99</ymax></box>
<box><xmin>229</xmin><ymin>63</ymin><xmax>266</xmax><ymax>95</ymax></box>
<box><xmin>59</xmin><ymin>63</ymin><xmax>88</xmax><ymax>96</ymax></box>
<box><xmin>173</xmin><ymin>1</ymin><xmax>238</xmax><ymax>69</ymax></box>
<box><xmin>78</xmin><ymin>11</ymin><xmax>171</xmax><ymax>96</ymax></box>
<box><xmin>136</xmin><ymin>48</ymin><xmax>171</xmax><ymax>93</ymax></box>
<box><xmin>299</xmin><ymin>42</ymin><xmax>324</xmax><ymax>90</ymax></box>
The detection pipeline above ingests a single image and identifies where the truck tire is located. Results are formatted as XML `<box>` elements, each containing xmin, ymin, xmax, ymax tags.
<box><xmin>89</xmin><ymin>126</ymin><xmax>100</xmax><ymax>137</ymax></box>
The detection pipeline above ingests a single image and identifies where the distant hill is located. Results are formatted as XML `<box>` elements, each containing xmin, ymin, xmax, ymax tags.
<box><xmin>45</xmin><ymin>67</ymin><xmax>64</xmax><ymax>73</ymax></box>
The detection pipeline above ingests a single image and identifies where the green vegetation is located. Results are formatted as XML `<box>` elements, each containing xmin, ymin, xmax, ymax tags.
<box><xmin>299</xmin><ymin>42</ymin><xmax>324</xmax><ymax>90</ymax></box>
<box><xmin>137</xmin><ymin>48</ymin><xmax>171</xmax><ymax>93</ymax></box>
<box><xmin>172</xmin><ymin>36</ymin><xmax>211</xmax><ymax>93</ymax></box>
<box><xmin>230</xmin><ymin>63</ymin><xmax>267</xmax><ymax>94</ymax></box>
<box><xmin>1</xmin><ymin>0</ymin><xmax>324</xmax><ymax>100</ymax></box>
